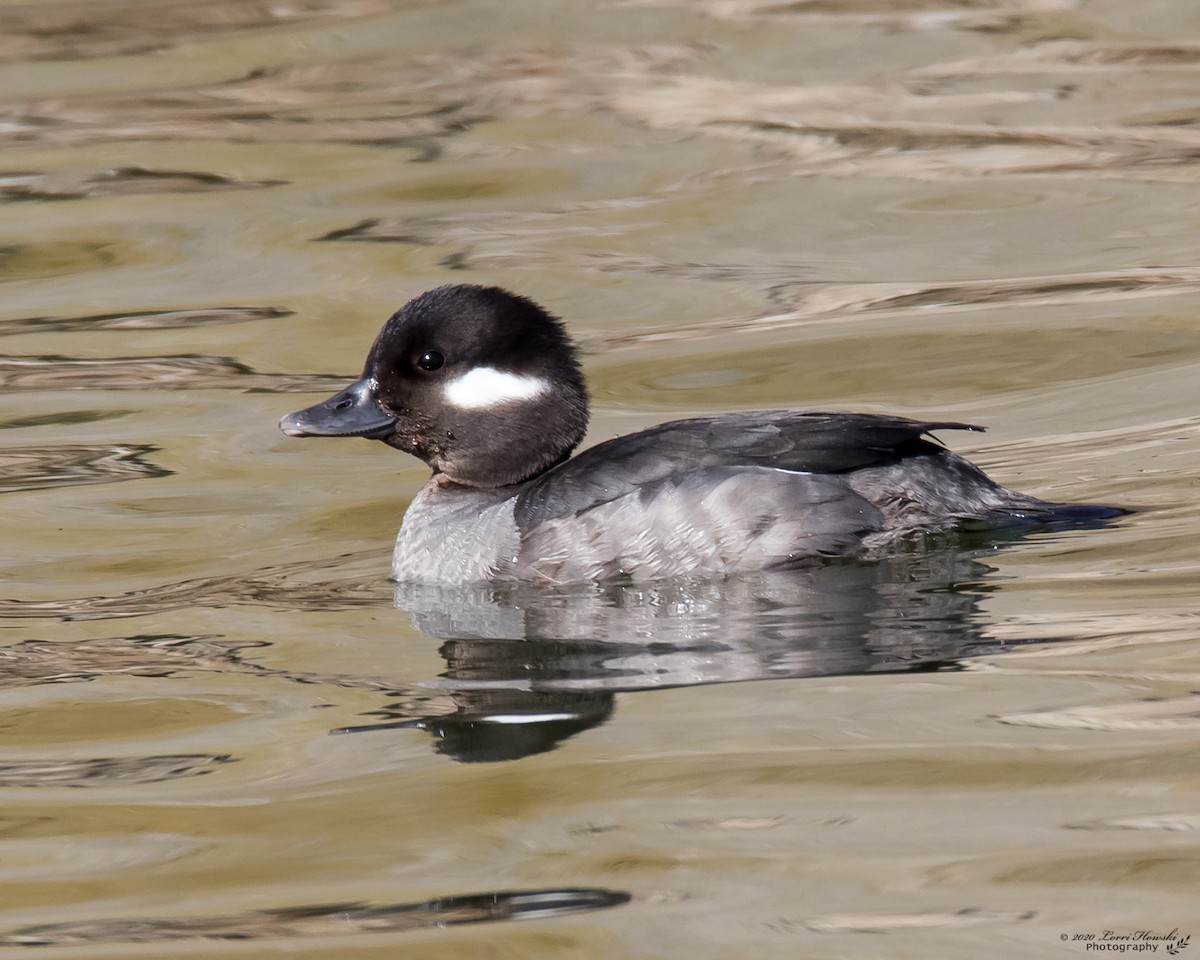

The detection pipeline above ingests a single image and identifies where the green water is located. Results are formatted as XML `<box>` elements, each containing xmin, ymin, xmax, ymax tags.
<box><xmin>1</xmin><ymin>0</ymin><xmax>1198</xmax><ymax>955</ymax></box>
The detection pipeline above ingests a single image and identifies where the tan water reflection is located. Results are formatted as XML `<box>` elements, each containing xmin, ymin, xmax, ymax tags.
<box><xmin>0</xmin><ymin>166</ymin><xmax>284</xmax><ymax>202</ymax></box>
<box><xmin>0</xmin><ymin>887</ymin><xmax>630</xmax><ymax>947</ymax></box>
<box><xmin>2</xmin><ymin>0</ymin><xmax>1198</xmax><ymax>955</ymax></box>
<box><xmin>0</xmin><ymin>0</ymin><xmax>397</xmax><ymax>63</ymax></box>
<box><xmin>0</xmin><ymin>355</ymin><xmax>347</xmax><ymax>392</ymax></box>
<box><xmin>0</xmin><ymin>443</ymin><xmax>167</xmax><ymax>493</ymax></box>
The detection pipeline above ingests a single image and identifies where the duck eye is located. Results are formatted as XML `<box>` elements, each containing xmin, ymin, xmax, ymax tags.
<box><xmin>416</xmin><ymin>350</ymin><xmax>445</xmax><ymax>372</ymax></box>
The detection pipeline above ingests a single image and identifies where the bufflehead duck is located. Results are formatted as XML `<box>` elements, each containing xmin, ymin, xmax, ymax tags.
<box><xmin>281</xmin><ymin>284</ymin><xmax>1115</xmax><ymax>583</ymax></box>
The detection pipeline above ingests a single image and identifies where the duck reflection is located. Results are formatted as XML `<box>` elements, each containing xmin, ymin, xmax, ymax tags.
<box><xmin>340</xmin><ymin>544</ymin><xmax>1026</xmax><ymax>762</ymax></box>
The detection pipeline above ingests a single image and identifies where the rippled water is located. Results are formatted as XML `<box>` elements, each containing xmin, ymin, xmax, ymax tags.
<box><xmin>2</xmin><ymin>0</ymin><xmax>1199</xmax><ymax>955</ymax></box>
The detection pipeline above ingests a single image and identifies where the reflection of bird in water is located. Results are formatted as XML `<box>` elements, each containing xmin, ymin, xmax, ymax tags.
<box><xmin>281</xmin><ymin>285</ymin><xmax>1121</xmax><ymax>584</ymax></box>
<box><xmin>340</xmin><ymin>545</ymin><xmax>1052</xmax><ymax>763</ymax></box>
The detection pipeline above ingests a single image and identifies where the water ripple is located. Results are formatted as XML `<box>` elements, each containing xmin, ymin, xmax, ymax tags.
<box><xmin>0</xmin><ymin>887</ymin><xmax>631</xmax><ymax>947</ymax></box>
<box><xmin>0</xmin><ymin>355</ymin><xmax>348</xmax><ymax>392</ymax></box>
<box><xmin>0</xmin><ymin>167</ymin><xmax>284</xmax><ymax>202</ymax></box>
<box><xmin>0</xmin><ymin>754</ymin><xmax>231</xmax><ymax>788</ymax></box>
<box><xmin>0</xmin><ymin>0</ymin><xmax>397</xmax><ymax>63</ymax></box>
<box><xmin>0</xmin><ymin>442</ymin><xmax>168</xmax><ymax>493</ymax></box>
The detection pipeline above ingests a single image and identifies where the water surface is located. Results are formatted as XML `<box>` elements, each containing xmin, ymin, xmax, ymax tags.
<box><xmin>1</xmin><ymin>0</ymin><xmax>1199</xmax><ymax>956</ymax></box>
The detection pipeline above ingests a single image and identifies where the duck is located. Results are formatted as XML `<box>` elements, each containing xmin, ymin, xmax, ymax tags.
<box><xmin>280</xmin><ymin>284</ymin><xmax>1117</xmax><ymax>584</ymax></box>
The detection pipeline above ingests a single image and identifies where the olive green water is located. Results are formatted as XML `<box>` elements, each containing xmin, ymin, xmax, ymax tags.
<box><xmin>2</xmin><ymin>0</ymin><xmax>1199</xmax><ymax>956</ymax></box>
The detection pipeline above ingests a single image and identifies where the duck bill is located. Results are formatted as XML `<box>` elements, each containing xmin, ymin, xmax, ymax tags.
<box><xmin>279</xmin><ymin>377</ymin><xmax>397</xmax><ymax>439</ymax></box>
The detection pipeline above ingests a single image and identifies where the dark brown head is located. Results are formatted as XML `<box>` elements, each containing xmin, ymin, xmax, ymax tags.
<box><xmin>280</xmin><ymin>285</ymin><xmax>589</xmax><ymax>488</ymax></box>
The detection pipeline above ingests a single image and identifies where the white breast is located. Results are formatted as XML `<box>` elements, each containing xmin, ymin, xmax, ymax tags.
<box><xmin>392</xmin><ymin>481</ymin><xmax>521</xmax><ymax>583</ymax></box>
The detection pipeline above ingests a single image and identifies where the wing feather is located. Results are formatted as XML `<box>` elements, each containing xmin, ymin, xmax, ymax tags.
<box><xmin>515</xmin><ymin>412</ymin><xmax>981</xmax><ymax>530</ymax></box>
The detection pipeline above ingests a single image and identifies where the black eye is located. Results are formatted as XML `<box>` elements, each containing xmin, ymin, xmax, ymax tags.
<box><xmin>416</xmin><ymin>350</ymin><xmax>445</xmax><ymax>372</ymax></box>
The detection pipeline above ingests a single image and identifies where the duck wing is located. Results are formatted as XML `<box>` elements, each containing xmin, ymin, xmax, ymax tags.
<box><xmin>514</xmin><ymin>411</ymin><xmax>981</xmax><ymax>530</ymax></box>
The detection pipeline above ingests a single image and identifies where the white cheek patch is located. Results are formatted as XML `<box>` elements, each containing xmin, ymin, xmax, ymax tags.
<box><xmin>443</xmin><ymin>366</ymin><xmax>549</xmax><ymax>410</ymax></box>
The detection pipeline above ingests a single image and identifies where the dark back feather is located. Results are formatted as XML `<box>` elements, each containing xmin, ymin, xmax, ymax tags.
<box><xmin>514</xmin><ymin>412</ymin><xmax>982</xmax><ymax>530</ymax></box>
